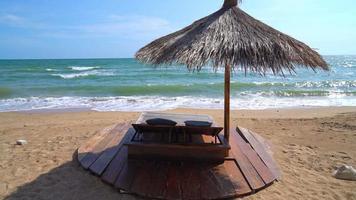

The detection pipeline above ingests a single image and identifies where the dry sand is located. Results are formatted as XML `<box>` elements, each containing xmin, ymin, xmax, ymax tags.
<box><xmin>0</xmin><ymin>107</ymin><xmax>356</xmax><ymax>200</ymax></box>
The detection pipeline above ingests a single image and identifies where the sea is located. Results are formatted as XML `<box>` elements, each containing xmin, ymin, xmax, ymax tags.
<box><xmin>0</xmin><ymin>56</ymin><xmax>355</xmax><ymax>112</ymax></box>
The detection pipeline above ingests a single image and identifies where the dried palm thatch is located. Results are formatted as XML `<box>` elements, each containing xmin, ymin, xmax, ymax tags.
<box><xmin>135</xmin><ymin>0</ymin><xmax>328</xmax><ymax>74</ymax></box>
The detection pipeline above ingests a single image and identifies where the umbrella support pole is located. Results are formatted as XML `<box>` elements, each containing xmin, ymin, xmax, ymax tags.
<box><xmin>224</xmin><ymin>64</ymin><xmax>231</xmax><ymax>143</ymax></box>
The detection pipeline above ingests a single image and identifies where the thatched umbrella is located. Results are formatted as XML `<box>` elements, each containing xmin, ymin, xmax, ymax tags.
<box><xmin>135</xmin><ymin>0</ymin><xmax>328</xmax><ymax>142</ymax></box>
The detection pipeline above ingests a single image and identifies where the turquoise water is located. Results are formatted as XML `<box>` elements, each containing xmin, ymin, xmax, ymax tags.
<box><xmin>0</xmin><ymin>56</ymin><xmax>355</xmax><ymax>111</ymax></box>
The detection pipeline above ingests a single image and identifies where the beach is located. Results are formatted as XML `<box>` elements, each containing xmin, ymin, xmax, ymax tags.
<box><xmin>1</xmin><ymin>107</ymin><xmax>356</xmax><ymax>200</ymax></box>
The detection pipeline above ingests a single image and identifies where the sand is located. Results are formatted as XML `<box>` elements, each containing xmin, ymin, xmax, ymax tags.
<box><xmin>0</xmin><ymin>107</ymin><xmax>356</xmax><ymax>200</ymax></box>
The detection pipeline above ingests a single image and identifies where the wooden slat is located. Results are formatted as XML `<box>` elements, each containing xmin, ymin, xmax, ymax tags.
<box><xmin>237</xmin><ymin>127</ymin><xmax>281</xmax><ymax>180</ymax></box>
<box><xmin>249</xmin><ymin>130</ymin><xmax>272</xmax><ymax>152</ymax></box>
<box><xmin>210</xmin><ymin>163</ymin><xmax>237</xmax><ymax>198</ymax></box>
<box><xmin>130</xmin><ymin>161</ymin><xmax>155</xmax><ymax>196</ymax></box>
<box><xmin>180</xmin><ymin>163</ymin><xmax>201</xmax><ymax>200</ymax></box>
<box><xmin>200</xmin><ymin>164</ymin><xmax>223</xmax><ymax>200</ymax></box>
<box><xmin>229</xmin><ymin>129</ymin><xmax>265</xmax><ymax>191</ymax></box>
<box><xmin>146</xmin><ymin>162</ymin><xmax>169</xmax><ymax>199</ymax></box>
<box><xmin>80</xmin><ymin>125</ymin><xmax>120</xmax><ymax>169</ymax></box>
<box><xmin>77</xmin><ymin>125</ymin><xmax>116</xmax><ymax>162</ymax></box>
<box><xmin>101</xmin><ymin>128</ymin><xmax>135</xmax><ymax>184</ymax></box>
<box><xmin>101</xmin><ymin>146</ymin><xmax>128</xmax><ymax>184</ymax></box>
<box><xmin>89</xmin><ymin>124</ymin><xmax>131</xmax><ymax>175</ymax></box>
<box><xmin>224</xmin><ymin>160</ymin><xmax>252</xmax><ymax>196</ymax></box>
<box><xmin>165</xmin><ymin>163</ymin><xmax>182</xmax><ymax>200</ymax></box>
<box><xmin>233</xmin><ymin>129</ymin><xmax>275</xmax><ymax>185</ymax></box>
<box><xmin>114</xmin><ymin>159</ymin><xmax>141</xmax><ymax>191</ymax></box>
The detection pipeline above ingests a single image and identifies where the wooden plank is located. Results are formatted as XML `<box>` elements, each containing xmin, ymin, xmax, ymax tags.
<box><xmin>101</xmin><ymin>146</ymin><xmax>128</xmax><ymax>184</ymax></box>
<box><xmin>101</xmin><ymin>128</ymin><xmax>135</xmax><ymax>184</ymax></box>
<box><xmin>79</xmin><ymin>125</ymin><xmax>120</xmax><ymax>169</ymax></box>
<box><xmin>127</xmin><ymin>142</ymin><xmax>227</xmax><ymax>162</ymax></box>
<box><xmin>233</xmin><ymin>129</ymin><xmax>275</xmax><ymax>185</ymax></box>
<box><xmin>165</xmin><ymin>163</ymin><xmax>182</xmax><ymax>200</ymax></box>
<box><xmin>130</xmin><ymin>161</ymin><xmax>155</xmax><ymax>196</ymax></box>
<box><xmin>237</xmin><ymin>127</ymin><xmax>281</xmax><ymax>180</ymax></box>
<box><xmin>250</xmin><ymin>130</ymin><xmax>272</xmax><ymax>153</ymax></box>
<box><xmin>77</xmin><ymin>125</ymin><xmax>116</xmax><ymax>162</ymax></box>
<box><xmin>210</xmin><ymin>162</ymin><xmax>237</xmax><ymax>198</ymax></box>
<box><xmin>200</xmin><ymin>164</ymin><xmax>224</xmax><ymax>200</ymax></box>
<box><xmin>238</xmin><ymin>127</ymin><xmax>271</xmax><ymax>152</ymax></box>
<box><xmin>89</xmin><ymin>124</ymin><xmax>131</xmax><ymax>175</ymax></box>
<box><xmin>223</xmin><ymin>160</ymin><xmax>252</xmax><ymax>196</ymax></box>
<box><xmin>136</xmin><ymin>113</ymin><xmax>145</xmax><ymax>123</ymax></box>
<box><xmin>114</xmin><ymin>159</ymin><xmax>141</xmax><ymax>192</ymax></box>
<box><xmin>180</xmin><ymin>163</ymin><xmax>201</xmax><ymax>200</ymax></box>
<box><xmin>146</xmin><ymin>162</ymin><xmax>169</xmax><ymax>199</ymax></box>
<box><xmin>229</xmin><ymin>129</ymin><xmax>265</xmax><ymax>191</ymax></box>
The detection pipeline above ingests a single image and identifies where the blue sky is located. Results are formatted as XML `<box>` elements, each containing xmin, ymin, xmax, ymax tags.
<box><xmin>0</xmin><ymin>0</ymin><xmax>355</xmax><ymax>59</ymax></box>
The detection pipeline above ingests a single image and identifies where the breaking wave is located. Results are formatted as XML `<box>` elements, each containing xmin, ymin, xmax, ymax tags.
<box><xmin>68</xmin><ymin>66</ymin><xmax>101</xmax><ymax>71</ymax></box>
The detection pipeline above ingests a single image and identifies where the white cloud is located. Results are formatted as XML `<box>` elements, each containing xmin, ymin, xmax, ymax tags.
<box><xmin>0</xmin><ymin>14</ymin><xmax>27</xmax><ymax>26</ymax></box>
<box><xmin>0</xmin><ymin>14</ymin><xmax>44</xmax><ymax>28</ymax></box>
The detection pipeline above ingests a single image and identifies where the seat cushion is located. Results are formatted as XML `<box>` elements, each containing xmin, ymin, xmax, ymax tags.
<box><xmin>184</xmin><ymin>120</ymin><xmax>212</xmax><ymax>127</ymax></box>
<box><xmin>146</xmin><ymin>118</ymin><xmax>177</xmax><ymax>126</ymax></box>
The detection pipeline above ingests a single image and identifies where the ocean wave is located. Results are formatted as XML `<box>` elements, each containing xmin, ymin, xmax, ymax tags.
<box><xmin>22</xmin><ymin>81</ymin><xmax>356</xmax><ymax>96</ymax></box>
<box><xmin>254</xmin><ymin>90</ymin><xmax>356</xmax><ymax>97</ymax></box>
<box><xmin>342</xmin><ymin>62</ymin><xmax>355</xmax><ymax>68</ymax></box>
<box><xmin>1</xmin><ymin>95</ymin><xmax>356</xmax><ymax>112</ymax></box>
<box><xmin>51</xmin><ymin>70</ymin><xmax>114</xmax><ymax>79</ymax></box>
<box><xmin>46</xmin><ymin>68</ymin><xmax>57</xmax><ymax>72</ymax></box>
<box><xmin>68</xmin><ymin>66</ymin><xmax>101</xmax><ymax>71</ymax></box>
<box><xmin>295</xmin><ymin>80</ymin><xmax>356</xmax><ymax>88</ymax></box>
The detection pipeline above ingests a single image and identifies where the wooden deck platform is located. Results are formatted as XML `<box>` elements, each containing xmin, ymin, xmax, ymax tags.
<box><xmin>77</xmin><ymin>122</ymin><xmax>280</xmax><ymax>200</ymax></box>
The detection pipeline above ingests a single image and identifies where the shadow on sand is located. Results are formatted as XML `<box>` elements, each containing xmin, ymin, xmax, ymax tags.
<box><xmin>3</xmin><ymin>152</ymin><xmax>140</xmax><ymax>200</ymax></box>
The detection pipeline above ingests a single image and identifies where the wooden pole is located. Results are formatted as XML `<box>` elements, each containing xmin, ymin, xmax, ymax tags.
<box><xmin>224</xmin><ymin>64</ymin><xmax>231</xmax><ymax>143</ymax></box>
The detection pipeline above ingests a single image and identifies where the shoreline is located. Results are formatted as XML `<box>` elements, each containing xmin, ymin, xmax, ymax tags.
<box><xmin>7</xmin><ymin>106</ymin><xmax>356</xmax><ymax>119</ymax></box>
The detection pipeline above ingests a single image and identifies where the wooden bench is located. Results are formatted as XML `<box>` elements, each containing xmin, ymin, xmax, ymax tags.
<box><xmin>126</xmin><ymin>112</ymin><xmax>230</xmax><ymax>162</ymax></box>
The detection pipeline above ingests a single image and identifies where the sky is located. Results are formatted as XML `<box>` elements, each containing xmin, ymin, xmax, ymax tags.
<box><xmin>0</xmin><ymin>0</ymin><xmax>355</xmax><ymax>59</ymax></box>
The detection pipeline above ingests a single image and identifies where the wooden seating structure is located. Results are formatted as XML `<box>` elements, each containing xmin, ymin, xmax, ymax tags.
<box><xmin>77</xmin><ymin>114</ymin><xmax>281</xmax><ymax>199</ymax></box>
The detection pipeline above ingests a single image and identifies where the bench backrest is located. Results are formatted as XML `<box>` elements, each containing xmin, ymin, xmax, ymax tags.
<box><xmin>132</xmin><ymin>124</ymin><xmax>223</xmax><ymax>136</ymax></box>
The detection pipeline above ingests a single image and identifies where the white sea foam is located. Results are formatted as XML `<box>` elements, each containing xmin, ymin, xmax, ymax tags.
<box><xmin>51</xmin><ymin>70</ymin><xmax>115</xmax><ymax>79</ymax></box>
<box><xmin>46</xmin><ymin>68</ymin><xmax>57</xmax><ymax>72</ymax></box>
<box><xmin>343</xmin><ymin>62</ymin><xmax>355</xmax><ymax>68</ymax></box>
<box><xmin>68</xmin><ymin>66</ymin><xmax>100</xmax><ymax>71</ymax></box>
<box><xmin>1</xmin><ymin>95</ymin><xmax>356</xmax><ymax>113</ymax></box>
<box><xmin>295</xmin><ymin>80</ymin><xmax>356</xmax><ymax>88</ymax></box>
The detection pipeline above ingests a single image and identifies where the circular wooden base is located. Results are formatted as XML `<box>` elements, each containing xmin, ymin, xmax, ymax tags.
<box><xmin>77</xmin><ymin>123</ymin><xmax>280</xmax><ymax>199</ymax></box>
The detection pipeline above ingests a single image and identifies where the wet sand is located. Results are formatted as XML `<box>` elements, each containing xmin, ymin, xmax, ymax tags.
<box><xmin>1</xmin><ymin>107</ymin><xmax>356</xmax><ymax>200</ymax></box>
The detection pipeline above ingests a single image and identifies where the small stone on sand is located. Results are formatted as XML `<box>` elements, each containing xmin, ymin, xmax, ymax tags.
<box><xmin>16</xmin><ymin>140</ymin><xmax>27</xmax><ymax>145</ymax></box>
<box><xmin>333</xmin><ymin>165</ymin><xmax>356</xmax><ymax>181</ymax></box>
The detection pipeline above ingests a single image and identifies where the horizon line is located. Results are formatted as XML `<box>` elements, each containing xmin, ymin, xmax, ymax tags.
<box><xmin>1</xmin><ymin>54</ymin><xmax>356</xmax><ymax>61</ymax></box>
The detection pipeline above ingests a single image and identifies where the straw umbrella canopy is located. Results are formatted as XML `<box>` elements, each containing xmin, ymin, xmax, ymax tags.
<box><xmin>135</xmin><ymin>0</ymin><xmax>328</xmax><ymax>142</ymax></box>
